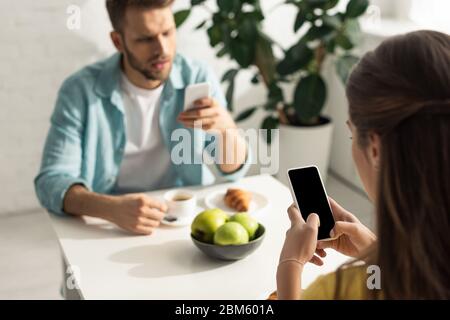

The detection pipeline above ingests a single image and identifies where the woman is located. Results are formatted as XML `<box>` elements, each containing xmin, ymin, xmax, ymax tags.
<box><xmin>275</xmin><ymin>30</ymin><xmax>450</xmax><ymax>299</ymax></box>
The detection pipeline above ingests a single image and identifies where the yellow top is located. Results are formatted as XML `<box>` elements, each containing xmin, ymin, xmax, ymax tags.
<box><xmin>268</xmin><ymin>264</ymin><xmax>383</xmax><ymax>300</ymax></box>
<box><xmin>302</xmin><ymin>264</ymin><xmax>383</xmax><ymax>300</ymax></box>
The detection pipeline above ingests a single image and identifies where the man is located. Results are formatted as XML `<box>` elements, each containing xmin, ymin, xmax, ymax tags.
<box><xmin>34</xmin><ymin>0</ymin><xmax>250</xmax><ymax>235</ymax></box>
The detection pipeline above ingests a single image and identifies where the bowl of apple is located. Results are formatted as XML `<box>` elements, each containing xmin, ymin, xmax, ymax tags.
<box><xmin>190</xmin><ymin>208</ymin><xmax>266</xmax><ymax>261</ymax></box>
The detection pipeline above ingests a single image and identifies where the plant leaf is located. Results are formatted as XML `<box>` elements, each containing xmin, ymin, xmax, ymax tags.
<box><xmin>225</xmin><ymin>81</ymin><xmax>235</xmax><ymax>112</ymax></box>
<box><xmin>238</xmin><ymin>18</ymin><xmax>258</xmax><ymax>41</ymax></box>
<box><xmin>322</xmin><ymin>14</ymin><xmax>342</xmax><ymax>29</ymax></box>
<box><xmin>344</xmin><ymin>19</ymin><xmax>362</xmax><ymax>45</ymax></box>
<box><xmin>251</xmin><ymin>74</ymin><xmax>259</xmax><ymax>84</ymax></box>
<box><xmin>268</xmin><ymin>82</ymin><xmax>284</xmax><ymax>102</ymax></box>
<box><xmin>222</xmin><ymin>69</ymin><xmax>239</xmax><ymax>111</ymax></box>
<box><xmin>335</xmin><ymin>33</ymin><xmax>353</xmax><ymax>50</ymax></box>
<box><xmin>261</xmin><ymin>116</ymin><xmax>279</xmax><ymax>144</ymax></box>
<box><xmin>217</xmin><ymin>0</ymin><xmax>241</xmax><ymax>13</ymax></box>
<box><xmin>195</xmin><ymin>20</ymin><xmax>207</xmax><ymax>30</ymax></box>
<box><xmin>230</xmin><ymin>40</ymin><xmax>254</xmax><ymax>68</ymax></box>
<box><xmin>335</xmin><ymin>54</ymin><xmax>359</xmax><ymax>84</ymax></box>
<box><xmin>247</xmin><ymin>10</ymin><xmax>265</xmax><ymax>22</ymax></box>
<box><xmin>345</xmin><ymin>0</ymin><xmax>369</xmax><ymax>18</ymax></box>
<box><xmin>235</xmin><ymin>106</ymin><xmax>258</xmax><ymax>122</ymax></box>
<box><xmin>304</xmin><ymin>25</ymin><xmax>334</xmax><ymax>41</ymax></box>
<box><xmin>276</xmin><ymin>41</ymin><xmax>313</xmax><ymax>76</ymax></box>
<box><xmin>174</xmin><ymin>10</ymin><xmax>190</xmax><ymax>28</ymax></box>
<box><xmin>207</xmin><ymin>25</ymin><xmax>222</xmax><ymax>47</ymax></box>
<box><xmin>323</xmin><ymin>0</ymin><xmax>339</xmax><ymax>10</ymax></box>
<box><xmin>216</xmin><ymin>46</ymin><xmax>228</xmax><ymax>57</ymax></box>
<box><xmin>304</xmin><ymin>0</ymin><xmax>330</xmax><ymax>8</ymax></box>
<box><xmin>191</xmin><ymin>0</ymin><xmax>206</xmax><ymax>5</ymax></box>
<box><xmin>221</xmin><ymin>69</ymin><xmax>239</xmax><ymax>82</ymax></box>
<box><xmin>325</xmin><ymin>39</ymin><xmax>336</xmax><ymax>53</ymax></box>
<box><xmin>264</xmin><ymin>100</ymin><xmax>278</xmax><ymax>111</ymax></box>
<box><xmin>294</xmin><ymin>11</ymin><xmax>307</xmax><ymax>32</ymax></box>
<box><xmin>293</xmin><ymin>74</ymin><xmax>327</xmax><ymax>122</ymax></box>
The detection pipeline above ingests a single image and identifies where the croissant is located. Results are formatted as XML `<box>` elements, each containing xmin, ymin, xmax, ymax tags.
<box><xmin>224</xmin><ymin>188</ymin><xmax>252</xmax><ymax>212</ymax></box>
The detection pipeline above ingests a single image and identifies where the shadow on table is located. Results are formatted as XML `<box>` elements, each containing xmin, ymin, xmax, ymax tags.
<box><xmin>53</xmin><ymin>215</ymin><xmax>140</xmax><ymax>240</ymax></box>
<box><xmin>109</xmin><ymin>239</ymin><xmax>234</xmax><ymax>278</ymax></box>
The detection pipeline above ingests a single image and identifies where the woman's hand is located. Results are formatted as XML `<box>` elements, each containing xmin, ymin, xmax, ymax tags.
<box><xmin>317</xmin><ymin>198</ymin><xmax>376</xmax><ymax>258</ymax></box>
<box><xmin>276</xmin><ymin>204</ymin><xmax>322</xmax><ymax>300</ymax></box>
<box><xmin>279</xmin><ymin>204</ymin><xmax>325</xmax><ymax>266</ymax></box>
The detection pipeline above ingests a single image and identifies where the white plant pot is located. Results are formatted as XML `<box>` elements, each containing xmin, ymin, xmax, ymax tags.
<box><xmin>276</xmin><ymin>119</ymin><xmax>334</xmax><ymax>186</ymax></box>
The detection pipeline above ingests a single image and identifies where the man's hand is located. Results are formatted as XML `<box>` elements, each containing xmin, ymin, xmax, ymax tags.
<box><xmin>108</xmin><ymin>193</ymin><xmax>167</xmax><ymax>235</ymax></box>
<box><xmin>177</xmin><ymin>97</ymin><xmax>247</xmax><ymax>173</ymax></box>
<box><xmin>177</xmin><ymin>97</ymin><xmax>236</xmax><ymax>133</ymax></box>
<box><xmin>63</xmin><ymin>185</ymin><xmax>167</xmax><ymax>235</ymax></box>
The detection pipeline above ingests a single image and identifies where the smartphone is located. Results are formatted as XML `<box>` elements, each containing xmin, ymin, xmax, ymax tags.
<box><xmin>287</xmin><ymin>166</ymin><xmax>336</xmax><ymax>241</ymax></box>
<box><xmin>184</xmin><ymin>82</ymin><xmax>210</xmax><ymax>111</ymax></box>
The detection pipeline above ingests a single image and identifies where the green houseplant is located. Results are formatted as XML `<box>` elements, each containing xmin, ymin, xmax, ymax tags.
<box><xmin>176</xmin><ymin>0</ymin><xmax>369</xmax><ymax>183</ymax></box>
<box><xmin>175</xmin><ymin>0</ymin><xmax>278</xmax><ymax>114</ymax></box>
<box><xmin>176</xmin><ymin>0</ymin><xmax>369</xmax><ymax>139</ymax></box>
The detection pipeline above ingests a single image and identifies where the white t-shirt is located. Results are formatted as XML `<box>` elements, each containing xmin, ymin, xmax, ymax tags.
<box><xmin>115</xmin><ymin>73</ymin><xmax>174</xmax><ymax>192</ymax></box>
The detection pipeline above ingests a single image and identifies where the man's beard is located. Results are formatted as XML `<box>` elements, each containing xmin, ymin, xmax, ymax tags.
<box><xmin>123</xmin><ymin>43</ymin><xmax>171</xmax><ymax>82</ymax></box>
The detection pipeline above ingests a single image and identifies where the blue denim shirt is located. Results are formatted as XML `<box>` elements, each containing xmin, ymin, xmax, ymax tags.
<box><xmin>34</xmin><ymin>53</ymin><xmax>251</xmax><ymax>215</ymax></box>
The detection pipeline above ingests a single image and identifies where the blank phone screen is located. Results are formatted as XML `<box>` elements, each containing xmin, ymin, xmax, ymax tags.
<box><xmin>288</xmin><ymin>167</ymin><xmax>335</xmax><ymax>240</ymax></box>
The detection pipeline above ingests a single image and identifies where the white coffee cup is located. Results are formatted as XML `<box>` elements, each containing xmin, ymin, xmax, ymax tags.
<box><xmin>163</xmin><ymin>190</ymin><xmax>197</xmax><ymax>220</ymax></box>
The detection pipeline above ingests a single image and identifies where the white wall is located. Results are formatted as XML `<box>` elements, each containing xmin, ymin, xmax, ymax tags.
<box><xmin>0</xmin><ymin>0</ymin><xmax>112</xmax><ymax>215</ymax></box>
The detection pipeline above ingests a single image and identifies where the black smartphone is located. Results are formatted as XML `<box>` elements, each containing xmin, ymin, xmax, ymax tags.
<box><xmin>287</xmin><ymin>166</ymin><xmax>336</xmax><ymax>240</ymax></box>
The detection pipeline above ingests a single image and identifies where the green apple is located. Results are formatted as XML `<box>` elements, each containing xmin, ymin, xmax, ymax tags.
<box><xmin>230</xmin><ymin>212</ymin><xmax>259</xmax><ymax>240</ymax></box>
<box><xmin>213</xmin><ymin>222</ymin><xmax>249</xmax><ymax>245</ymax></box>
<box><xmin>191</xmin><ymin>208</ymin><xmax>229</xmax><ymax>243</ymax></box>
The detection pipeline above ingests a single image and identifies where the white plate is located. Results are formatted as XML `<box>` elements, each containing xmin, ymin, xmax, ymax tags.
<box><xmin>161</xmin><ymin>206</ymin><xmax>204</xmax><ymax>227</ymax></box>
<box><xmin>203</xmin><ymin>189</ymin><xmax>268</xmax><ymax>215</ymax></box>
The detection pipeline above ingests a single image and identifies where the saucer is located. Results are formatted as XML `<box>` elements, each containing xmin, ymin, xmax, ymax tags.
<box><xmin>203</xmin><ymin>189</ymin><xmax>268</xmax><ymax>215</ymax></box>
<box><xmin>161</xmin><ymin>206</ymin><xmax>204</xmax><ymax>227</ymax></box>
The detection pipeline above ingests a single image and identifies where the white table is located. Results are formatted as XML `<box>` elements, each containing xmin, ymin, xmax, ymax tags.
<box><xmin>49</xmin><ymin>174</ymin><xmax>349</xmax><ymax>299</ymax></box>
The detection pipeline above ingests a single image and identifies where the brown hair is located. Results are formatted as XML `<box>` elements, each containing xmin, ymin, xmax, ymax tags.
<box><xmin>106</xmin><ymin>0</ymin><xmax>174</xmax><ymax>32</ymax></box>
<box><xmin>345</xmin><ymin>30</ymin><xmax>450</xmax><ymax>299</ymax></box>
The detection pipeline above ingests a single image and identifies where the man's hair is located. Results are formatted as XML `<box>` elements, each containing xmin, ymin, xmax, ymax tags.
<box><xmin>106</xmin><ymin>0</ymin><xmax>174</xmax><ymax>32</ymax></box>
